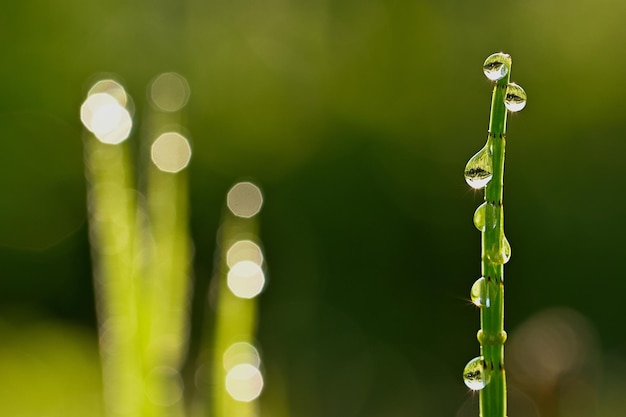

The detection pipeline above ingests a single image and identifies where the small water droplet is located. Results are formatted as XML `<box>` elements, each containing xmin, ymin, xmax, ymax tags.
<box><xmin>464</xmin><ymin>143</ymin><xmax>493</xmax><ymax>189</ymax></box>
<box><xmin>505</xmin><ymin>83</ymin><xmax>527</xmax><ymax>112</ymax></box>
<box><xmin>473</xmin><ymin>202</ymin><xmax>497</xmax><ymax>232</ymax></box>
<box><xmin>487</xmin><ymin>235</ymin><xmax>511</xmax><ymax>264</ymax></box>
<box><xmin>483</xmin><ymin>53</ymin><xmax>510</xmax><ymax>81</ymax></box>
<box><xmin>470</xmin><ymin>277</ymin><xmax>490</xmax><ymax>308</ymax></box>
<box><xmin>477</xmin><ymin>330</ymin><xmax>507</xmax><ymax>346</ymax></box>
<box><xmin>463</xmin><ymin>356</ymin><xmax>490</xmax><ymax>390</ymax></box>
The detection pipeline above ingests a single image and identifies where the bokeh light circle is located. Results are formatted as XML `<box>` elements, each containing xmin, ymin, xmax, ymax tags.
<box><xmin>226</xmin><ymin>182</ymin><xmax>263</xmax><ymax>218</ymax></box>
<box><xmin>149</xmin><ymin>72</ymin><xmax>190</xmax><ymax>112</ymax></box>
<box><xmin>227</xmin><ymin>260</ymin><xmax>265</xmax><ymax>299</ymax></box>
<box><xmin>150</xmin><ymin>132</ymin><xmax>192</xmax><ymax>173</ymax></box>
<box><xmin>225</xmin><ymin>364</ymin><xmax>264</xmax><ymax>402</ymax></box>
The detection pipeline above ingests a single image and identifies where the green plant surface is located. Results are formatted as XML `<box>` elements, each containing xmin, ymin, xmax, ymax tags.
<box><xmin>479</xmin><ymin>55</ymin><xmax>509</xmax><ymax>417</ymax></box>
<box><xmin>140</xmin><ymin>84</ymin><xmax>193</xmax><ymax>417</ymax></box>
<box><xmin>83</xmin><ymin>78</ymin><xmax>193</xmax><ymax>417</ymax></box>
<box><xmin>84</xmin><ymin>131</ymin><xmax>143</xmax><ymax>417</ymax></box>
<box><xmin>208</xmin><ymin>184</ymin><xmax>265</xmax><ymax>417</ymax></box>
<box><xmin>464</xmin><ymin>52</ymin><xmax>526</xmax><ymax>417</ymax></box>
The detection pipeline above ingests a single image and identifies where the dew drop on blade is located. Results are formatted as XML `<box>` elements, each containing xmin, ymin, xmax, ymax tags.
<box><xmin>463</xmin><ymin>356</ymin><xmax>490</xmax><ymax>390</ymax></box>
<box><xmin>470</xmin><ymin>277</ymin><xmax>490</xmax><ymax>308</ymax></box>
<box><xmin>464</xmin><ymin>144</ymin><xmax>493</xmax><ymax>189</ymax></box>
<box><xmin>473</xmin><ymin>202</ymin><xmax>497</xmax><ymax>232</ymax></box>
<box><xmin>483</xmin><ymin>53</ymin><xmax>510</xmax><ymax>81</ymax></box>
<box><xmin>502</xmin><ymin>236</ymin><xmax>511</xmax><ymax>263</ymax></box>
<box><xmin>487</xmin><ymin>235</ymin><xmax>512</xmax><ymax>265</ymax></box>
<box><xmin>505</xmin><ymin>83</ymin><xmax>527</xmax><ymax>112</ymax></box>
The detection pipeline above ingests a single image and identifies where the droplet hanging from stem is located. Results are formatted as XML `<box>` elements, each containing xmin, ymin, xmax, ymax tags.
<box><xmin>504</xmin><ymin>83</ymin><xmax>527</xmax><ymax>112</ymax></box>
<box><xmin>464</xmin><ymin>141</ymin><xmax>493</xmax><ymax>189</ymax></box>
<box><xmin>470</xmin><ymin>277</ymin><xmax>491</xmax><ymax>308</ymax></box>
<box><xmin>463</xmin><ymin>356</ymin><xmax>491</xmax><ymax>390</ymax></box>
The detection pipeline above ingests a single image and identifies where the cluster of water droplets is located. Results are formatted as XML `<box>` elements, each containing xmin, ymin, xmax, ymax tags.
<box><xmin>483</xmin><ymin>52</ymin><xmax>527</xmax><ymax>112</ymax></box>
<box><xmin>475</xmin><ymin>201</ymin><xmax>512</xmax><ymax>264</ymax></box>
<box><xmin>465</xmin><ymin>54</ymin><xmax>527</xmax><ymax>191</ymax></box>
<box><xmin>462</xmin><ymin>53</ymin><xmax>525</xmax><ymax>391</ymax></box>
<box><xmin>463</xmin><ymin>356</ymin><xmax>490</xmax><ymax>390</ymax></box>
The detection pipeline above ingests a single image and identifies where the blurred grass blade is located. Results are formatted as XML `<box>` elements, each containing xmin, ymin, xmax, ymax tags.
<box><xmin>82</xmin><ymin>81</ymin><xmax>143</xmax><ymax>417</ymax></box>
<box><xmin>209</xmin><ymin>182</ymin><xmax>266</xmax><ymax>417</ymax></box>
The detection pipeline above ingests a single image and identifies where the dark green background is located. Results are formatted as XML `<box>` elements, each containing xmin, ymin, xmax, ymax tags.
<box><xmin>1</xmin><ymin>0</ymin><xmax>625</xmax><ymax>416</ymax></box>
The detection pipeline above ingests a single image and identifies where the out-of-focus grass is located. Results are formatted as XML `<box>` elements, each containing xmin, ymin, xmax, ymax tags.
<box><xmin>0</xmin><ymin>320</ymin><xmax>102</xmax><ymax>417</ymax></box>
<box><xmin>208</xmin><ymin>182</ymin><xmax>265</xmax><ymax>417</ymax></box>
<box><xmin>82</xmin><ymin>77</ymin><xmax>194</xmax><ymax>417</ymax></box>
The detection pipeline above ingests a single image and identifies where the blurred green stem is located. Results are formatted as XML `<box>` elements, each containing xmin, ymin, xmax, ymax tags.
<box><xmin>139</xmin><ymin>164</ymin><xmax>191</xmax><ymax>417</ymax></box>
<box><xmin>140</xmin><ymin>106</ymin><xmax>193</xmax><ymax>417</ymax></box>
<box><xmin>85</xmin><ymin>82</ymin><xmax>193</xmax><ymax>417</ymax></box>
<box><xmin>85</xmin><ymin>136</ymin><xmax>143</xmax><ymax>417</ymax></box>
<box><xmin>211</xmin><ymin>209</ymin><xmax>261</xmax><ymax>417</ymax></box>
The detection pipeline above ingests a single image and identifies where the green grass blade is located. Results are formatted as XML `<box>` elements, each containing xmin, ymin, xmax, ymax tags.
<box><xmin>210</xmin><ymin>182</ymin><xmax>265</xmax><ymax>417</ymax></box>
<box><xmin>464</xmin><ymin>52</ymin><xmax>526</xmax><ymax>417</ymax></box>
<box><xmin>84</xmin><ymin>132</ymin><xmax>143</xmax><ymax>417</ymax></box>
<box><xmin>480</xmin><ymin>59</ymin><xmax>510</xmax><ymax>417</ymax></box>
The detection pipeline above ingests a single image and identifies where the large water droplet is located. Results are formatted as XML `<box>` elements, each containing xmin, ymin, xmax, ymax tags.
<box><xmin>487</xmin><ymin>235</ymin><xmax>512</xmax><ymax>264</ymax></box>
<box><xmin>505</xmin><ymin>83</ymin><xmax>527</xmax><ymax>112</ymax></box>
<box><xmin>464</xmin><ymin>143</ymin><xmax>493</xmax><ymax>189</ymax></box>
<box><xmin>473</xmin><ymin>202</ymin><xmax>497</xmax><ymax>232</ymax></box>
<box><xmin>483</xmin><ymin>53</ymin><xmax>510</xmax><ymax>81</ymax></box>
<box><xmin>463</xmin><ymin>356</ymin><xmax>490</xmax><ymax>390</ymax></box>
<box><xmin>470</xmin><ymin>277</ymin><xmax>490</xmax><ymax>308</ymax></box>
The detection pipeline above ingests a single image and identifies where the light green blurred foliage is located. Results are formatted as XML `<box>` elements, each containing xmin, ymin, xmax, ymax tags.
<box><xmin>0</xmin><ymin>320</ymin><xmax>102</xmax><ymax>417</ymax></box>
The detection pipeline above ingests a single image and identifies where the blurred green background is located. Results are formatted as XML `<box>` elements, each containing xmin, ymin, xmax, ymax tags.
<box><xmin>2</xmin><ymin>0</ymin><xmax>626</xmax><ymax>416</ymax></box>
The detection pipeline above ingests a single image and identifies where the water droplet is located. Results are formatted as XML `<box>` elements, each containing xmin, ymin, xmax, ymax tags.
<box><xmin>505</xmin><ymin>83</ymin><xmax>527</xmax><ymax>112</ymax></box>
<box><xmin>487</xmin><ymin>235</ymin><xmax>512</xmax><ymax>264</ymax></box>
<box><xmin>477</xmin><ymin>330</ymin><xmax>507</xmax><ymax>346</ymax></box>
<box><xmin>464</xmin><ymin>143</ymin><xmax>493</xmax><ymax>189</ymax></box>
<box><xmin>463</xmin><ymin>356</ymin><xmax>490</xmax><ymax>390</ymax></box>
<box><xmin>473</xmin><ymin>202</ymin><xmax>497</xmax><ymax>232</ymax></box>
<box><xmin>470</xmin><ymin>277</ymin><xmax>490</xmax><ymax>308</ymax></box>
<box><xmin>483</xmin><ymin>53</ymin><xmax>510</xmax><ymax>81</ymax></box>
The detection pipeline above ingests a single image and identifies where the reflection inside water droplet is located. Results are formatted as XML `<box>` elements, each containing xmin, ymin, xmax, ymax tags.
<box><xmin>483</xmin><ymin>53</ymin><xmax>510</xmax><ymax>81</ymax></box>
<box><xmin>470</xmin><ymin>277</ymin><xmax>490</xmax><ymax>308</ymax></box>
<box><xmin>473</xmin><ymin>202</ymin><xmax>497</xmax><ymax>232</ymax></box>
<box><xmin>463</xmin><ymin>356</ymin><xmax>490</xmax><ymax>390</ymax></box>
<box><xmin>505</xmin><ymin>83</ymin><xmax>527</xmax><ymax>112</ymax></box>
<box><xmin>464</xmin><ymin>142</ymin><xmax>493</xmax><ymax>189</ymax></box>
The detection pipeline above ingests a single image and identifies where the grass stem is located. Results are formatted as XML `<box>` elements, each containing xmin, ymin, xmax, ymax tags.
<box><xmin>210</xmin><ymin>182</ymin><xmax>265</xmax><ymax>417</ymax></box>
<box><xmin>464</xmin><ymin>52</ymin><xmax>526</xmax><ymax>417</ymax></box>
<box><xmin>479</xmin><ymin>58</ymin><xmax>509</xmax><ymax>417</ymax></box>
<box><xmin>84</xmin><ymin>133</ymin><xmax>143</xmax><ymax>417</ymax></box>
